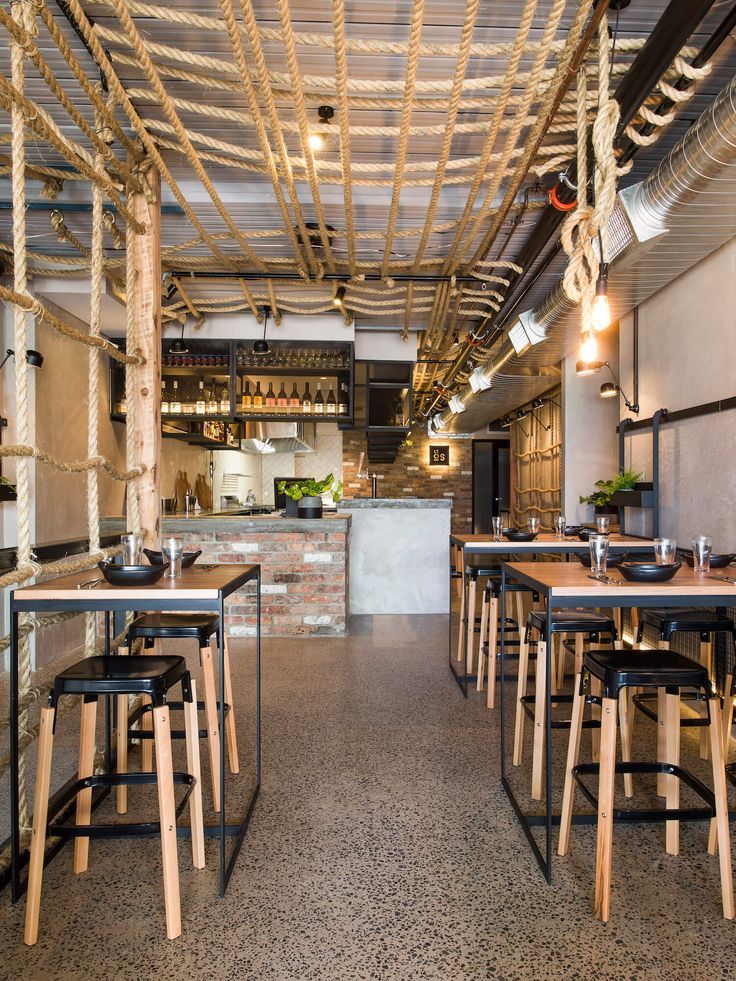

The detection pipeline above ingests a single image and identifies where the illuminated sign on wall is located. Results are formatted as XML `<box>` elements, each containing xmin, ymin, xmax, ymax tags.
<box><xmin>429</xmin><ymin>444</ymin><xmax>449</xmax><ymax>466</ymax></box>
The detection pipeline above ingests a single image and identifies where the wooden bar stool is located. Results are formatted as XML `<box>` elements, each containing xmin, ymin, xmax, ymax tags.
<box><xmin>456</xmin><ymin>562</ymin><xmax>503</xmax><ymax>676</ymax></box>
<box><xmin>514</xmin><ymin>610</ymin><xmax>620</xmax><ymax>801</ymax></box>
<box><xmin>634</xmin><ymin>609</ymin><xmax>736</xmax><ymax>790</ymax></box>
<box><xmin>24</xmin><ymin>654</ymin><xmax>205</xmax><ymax>945</ymax></box>
<box><xmin>559</xmin><ymin>649</ymin><xmax>733</xmax><ymax>923</ymax></box>
<box><xmin>476</xmin><ymin>578</ymin><xmax>538</xmax><ymax>710</ymax></box>
<box><xmin>122</xmin><ymin>613</ymin><xmax>239</xmax><ymax>813</ymax></box>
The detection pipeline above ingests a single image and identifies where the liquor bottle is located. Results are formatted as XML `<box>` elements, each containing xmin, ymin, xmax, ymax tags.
<box><xmin>338</xmin><ymin>381</ymin><xmax>348</xmax><ymax>415</ymax></box>
<box><xmin>241</xmin><ymin>380</ymin><xmax>252</xmax><ymax>412</ymax></box>
<box><xmin>290</xmin><ymin>382</ymin><xmax>300</xmax><ymax>410</ymax></box>
<box><xmin>265</xmin><ymin>381</ymin><xmax>276</xmax><ymax>410</ymax></box>
<box><xmin>181</xmin><ymin>380</ymin><xmax>195</xmax><ymax>415</ymax></box>
<box><xmin>301</xmin><ymin>382</ymin><xmax>312</xmax><ymax>414</ymax></box>
<box><xmin>253</xmin><ymin>381</ymin><xmax>263</xmax><ymax>410</ymax></box>
<box><xmin>160</xmin><ymin>379</ymin><xmax>169</xmax><ymax>414</ymax></box>
<box><xmin>277</xmin><ymin>382</ymin><xmax>288</xmax><ymax>412</ymax></box>
<box><xmin>219</xmin><ymin>383</ymin><xmax>230</xmax><ymax>415</ymax></box>
<box><xmin>326</xmin><ymin>384</ymin><xmax>336</xmax><ymax>415</ymax></box>
<box><xmin>195</xmin><ymin>379</ymin><xmax>206</xmax><ymax>415</ymax></box>
<box><xmin>314</xmin><ymin>382</ymin><xmax>324</xmax><ymax>415</ymax></box>
<box><xmin>206</xmin><ymin>379</ymin><xmax>218</xmax><ymax>415</ymax></box>
<box><xmin>170</xmin><ymin>379</ymin><xmax>181</xmax><ymax>414</ymax></box>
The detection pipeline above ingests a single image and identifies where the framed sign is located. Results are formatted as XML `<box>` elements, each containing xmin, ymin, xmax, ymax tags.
<box><xmin>429</xmin><ymin>444</ymin><xmax>449</xmax><ymax>466</ymax></box>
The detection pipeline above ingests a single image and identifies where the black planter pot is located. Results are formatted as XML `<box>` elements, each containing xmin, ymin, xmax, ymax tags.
<box><xmin>298</xmin><ymin>496</ymin><xmax>323</xmax><ymax>519</ymax></box>
<box><xmin>594</xmin><ymin>504</ymin><xmax>619</xmax><ymax>517</ymax></box>
<box><xmin>284</xmin><ymin>497</ymin><xmax>299</xmax><ymax>516</ymax></box>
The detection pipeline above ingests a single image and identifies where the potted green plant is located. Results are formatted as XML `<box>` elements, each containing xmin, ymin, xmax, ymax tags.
<box><xmin>579</xmin><ymin>468</ymin><xmax>642</xmax><ymax>515</ymax></box>
<box><xmin>0</xmin><ymin>475</ymin><xmax>17</xmax><ymax>502</ymax></box>
<box><xmin>277</xmin><ymin>474</ymin><xmax>342</xmax><ymax>519</ymax></box>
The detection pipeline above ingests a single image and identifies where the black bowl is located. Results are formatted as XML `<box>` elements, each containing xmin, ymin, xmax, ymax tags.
<box><xmin>503</xmin><ymin>528</ymin><xmax>538</xmax><ymax>542</ymax></box>
<box><xmin>618</xmin><ymin>561</ymin><xmax>681</xmax><ymax>583</ymax></box>
<box><xmin>564</xmin><ymin>526</ymin><xmax>582</xmax><ymax>537</ymax></box>
<box><xmin>144</xmin><ymin>548</ymin><xmax>202</xmax><ymax>569</ymax></box>
<box><xmin>578</xmin><ymin>551</ymin><xmax>628</xmax><ymax>569</ymax></box>
<box><xmin>577</xmin><ymin>528</ymin><xmax>604</xmax><ymax>542</ymax></box>
<box><xmin>682</xmin><ymin>552</ymin><xmax>735</xmax><ymax>569</ymax></box>
<box><xmin>98</xmin><ymin>561</ymin><xmax>168</xmax><ymax>586</ymax></box>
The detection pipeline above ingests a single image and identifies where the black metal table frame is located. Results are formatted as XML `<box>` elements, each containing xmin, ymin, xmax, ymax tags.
<box><xmin>498</xmin><ymin>561</ymin><xmax>734</xmax><ymax>884</ymax></box>
<box><xmin>8</xmin><ymin>565</ymin><xmax>261</xmax><ymax>902</ymax></box>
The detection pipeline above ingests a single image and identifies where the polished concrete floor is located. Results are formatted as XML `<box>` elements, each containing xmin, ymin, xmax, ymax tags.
<box><xmin>1</xmin><ymin>614</ymin><xmax>734</xmax><ymax>980</ymax></box>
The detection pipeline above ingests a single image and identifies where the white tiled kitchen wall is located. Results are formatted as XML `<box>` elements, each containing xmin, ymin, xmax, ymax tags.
<box><xmin>260</xmin><ymin>425</ymin><xmax>344</xmax><ymax>504</ymax></box>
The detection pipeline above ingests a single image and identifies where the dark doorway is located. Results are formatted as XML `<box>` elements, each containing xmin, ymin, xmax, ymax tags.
<box><xmin>472</xmin><ymin>439</ymin><xmax>511</xmax><ymax>534</ymax></box>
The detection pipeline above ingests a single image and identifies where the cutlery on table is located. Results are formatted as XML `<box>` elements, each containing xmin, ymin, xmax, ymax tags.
<box><xmin>587</xmin><ymin>573</ymin><xmax>619</xmax><ymax>585</ymax></box>
<box><xmin>705</xmin><ymin>573</ymin><xmax>736</xmax><ymax>586</ymax></box>
<box><xmin>76</xmin><ymin>577</ymin><xmax>104</xmax><ymax>589</ymax></box>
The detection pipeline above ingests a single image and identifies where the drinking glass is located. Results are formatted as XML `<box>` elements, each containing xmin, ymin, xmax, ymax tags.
<box><xmin>589</xmin><ymin>534</ymin><xmax>610</xmax><ymax>574</ymax></box>
<box><xmin>554</xmin><ymin>515</ymin><xmax>566</xmax><ymax>539</ymax></box>
<box><xmin>692</xmin><ymin>535</ymin><xmax>712</xmax><ymax>573</ymax></box>
<box><xmin>654</xmin><ymin>537</ymin><xmax>677</xmax><ymax>566</ymax></box>
<box><xmin>161</xmin><ymin>536</ymin><xmax>183</xmax><ymax>579</ymax></box>
<box><xmin>596</xmin><ymin>514</ymin><xmax>610</xmax><ymax>535</ymax></box>
<box><xmin>528</xmin><ymin>516</ymin><xmax>540</xmax><ymax>534</ymax></box>
<box><xmin>492</xmin><ymin>516</ymin><xmax>503</xmax><ymax>541</ymax></box>
<box><xmin>120</xmin><ymin>532</ymin><xmax>143</xmax><ymax>565</ymax></box>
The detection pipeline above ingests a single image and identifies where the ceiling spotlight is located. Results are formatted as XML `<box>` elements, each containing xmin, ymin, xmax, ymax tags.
<box><xmin>591</xmin><ymin>262</ymin><xmax>611</xmax><ymax>332</ymax></box>
<box><xmin>500</xmin><ymin>416</ymin><xmax>512</xmax><ymax>429</ymax></box>
<box><xmin>253</xmin><ymin>306</ymin><xmax>271</xmax><ymax>356</ymax></box>
<box><xmin>309</xmin><ymin>105</ymin><xmax>334</xmax><ymax>151</ymax></box>
<box><xmin>333</xmin><ymin>284</ymin><xmax>347</xmax><ymax>307</ymax></box>
<box><xmin>531</xmin><ymin>397</ymin><xmax>545</xmax><ymax>409</ymax></box>
<box><xmin>579</xmin><ymin>331</ymin><xmax>598</xmax><ymax>363</ymax></box>
<box><xmin>0</xmin><ymin>348</ymin><xmax>44</xmax><ymax>370</ymax></box>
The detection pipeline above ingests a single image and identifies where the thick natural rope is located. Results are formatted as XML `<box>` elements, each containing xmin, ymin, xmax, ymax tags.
<box><xmin>561</xmin><ymin>65</ymin><xmax>596</xmax><ymax>314</ymax></box>
<box><xmin>125</xmin><ymin>181</ymin><xmax>142</xmax><ymax>537</ymax></box>
<box><xmin>0</xmin><ymin>443</ymin><xmax>144</xmax><ymax>479</ymax></box>
<box><xmin>332</xmin><ymin>0</ymin><xmax>357</xmax><ymax>274</ymax></box>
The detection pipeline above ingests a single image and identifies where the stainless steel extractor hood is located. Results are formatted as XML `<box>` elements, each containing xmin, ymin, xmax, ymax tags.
<box><xmin>240</xmin><ymin>421</ymin><xmax>317</xmax><ymax>454</ymax></box>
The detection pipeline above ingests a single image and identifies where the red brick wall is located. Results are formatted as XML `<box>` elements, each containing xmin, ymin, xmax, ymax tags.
<box><xmin>177</xmin><ymin>527</ymin><xmax>348</xmax><ymax>636</ymax></box>
<box><xmin>342</xmin><ymin>429</ymin><xmax>472</xmax><ymax>534</ymax></box>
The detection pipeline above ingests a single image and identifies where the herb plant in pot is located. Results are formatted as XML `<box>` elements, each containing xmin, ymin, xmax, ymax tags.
<box><xmin>277</xmin><ymin>474</ymin><xmax>342</xmax><ymax>519</ymax></box>
<box><xmin>579</xmin><ymin>468</ymin><xmax>642</xmax><ymax>517</ymax></box>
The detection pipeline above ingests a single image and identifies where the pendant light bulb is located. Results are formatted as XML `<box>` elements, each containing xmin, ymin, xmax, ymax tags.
<box><xmin>579</xmin><ymin>331</ymin><xmax>598</xmax><ymax>363</ymax></box>
<box><xmin>591</xmin><ymin>262</ymin><xmax>611</xmax><ymax>332</ymax></box>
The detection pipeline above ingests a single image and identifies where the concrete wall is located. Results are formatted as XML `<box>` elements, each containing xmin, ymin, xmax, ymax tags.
<box><xmin>618</xmin><ymin>237</ymin><xmax>736</xmax><ymax>548</ymax></box>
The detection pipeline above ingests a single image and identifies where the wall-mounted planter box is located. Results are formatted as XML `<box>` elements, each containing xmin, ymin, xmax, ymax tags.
<box><xmin>0</xmin><ymin>484</ymin><xmax>18</xmax><ymax>502</ymax></box>
<box><xmin>611</xmin><ymin>482</ymin><xmax>654</xmax><ymax>510</ymax></box>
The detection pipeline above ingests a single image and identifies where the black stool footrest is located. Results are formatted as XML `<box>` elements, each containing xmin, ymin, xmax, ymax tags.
<box><xmin>519</xmin><ymin>692</ymin><xmax>601</xmax><ymax>729</ymax></box>
<box><xmin>48</xmin><ymin>771</ymin><xmax>195</xmax><ymax>839</ymax></box>
<box><xmin>572</xmin><ymin>761</ymin><xmax>716</xmax><ymax>820</ymax></box>
<box><xmin>127</xmin><ymin>699</ymin><xmax>231</xmax><ymax>741</ymax></box>
<box><xmin>632</xmin><ymin>691</ymin><xmax>708</xmax><ymax>727</ymax></box>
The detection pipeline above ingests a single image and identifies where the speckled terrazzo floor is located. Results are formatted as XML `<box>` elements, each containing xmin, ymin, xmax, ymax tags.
<box><xmin>2</xmin><ymin>614</ymin><xmax>735</xmax><ymax>980</ymax></box>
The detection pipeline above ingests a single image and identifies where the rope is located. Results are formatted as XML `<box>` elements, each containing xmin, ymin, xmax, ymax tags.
<box><xmin>0</xmin><ymin>444</ymin><xmax>144</xmax><ymax>479</ymax></box>
<box><xmin>332</xmin><ymin>0</ymin><xmax>357</xmax><ymax>275</ymax></box>
<box><xmin>125</xmin><ymin>179</ymin><xmax>142</xmax><ymax>537</ymax></box>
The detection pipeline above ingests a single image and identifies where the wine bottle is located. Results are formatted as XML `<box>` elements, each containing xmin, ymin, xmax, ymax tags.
<box><xmin>219</xmin><ymin>383</ymin><xmax>230</xmax><ymax>414</ymax></box>
<box><xmin>241</xmin><ymin>380</ymin><xmax>252</xmax><ymax>412</ymax></box>
<box><xmin>160</xmin><ymin>379</ymin><xmax>169</xmax><ymax>414</ymax></box>
<box><xmin>253</xmin><ymin>381</ymin><xmax>263</xmax><ymax>410</ymax></box>
<box><xmin>170</xmin><ymin>379</ymin><xmax>181</xmax><ymax>414</ymax></box>
<box><xmin>338</xmin><ymin>381</ymin><xmax>348</xmax><ymax>415</ymax></box>
<box><xmin>326</xmin><ymin>384</ymin><xmax>336</xmax><ymax>415</ymax></box>
<box><xmin>265</xmin><ymin>381</ymin><xmax>276</xmax><ymax>409</ymax></box>
<box><xmin>195</xmin><ymin>379</ymin><xmax>206</xmax><ymax>415</ymax></box>
<box><xmin>290</xmin><ymin>382</ymin><xmax>300</xmax><ymax>410</ymax></box>
<box><xmin>277</xmin><ymin>382</ymin><xmax>288</xmax><ymax>412</ymax></box>
<box><xmin>314</xmin><ymin>382</ymin><xmax>324</xmax><ymax>415</ymax></box>
<box><xmin>302</xmin><ymin>382</ymin><xmax>312</xmax><ymax>414</ymax></box>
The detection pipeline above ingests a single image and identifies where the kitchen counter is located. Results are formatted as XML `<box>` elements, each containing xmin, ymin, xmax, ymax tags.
<box><xmin>103</xmin><ymin>513</ymin><xmax>350</xmax><ymax>535</ymax></box>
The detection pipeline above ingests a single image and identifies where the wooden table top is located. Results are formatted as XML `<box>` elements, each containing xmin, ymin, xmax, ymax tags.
<box><xmin>451</xmin><ymin>533</ymin><xmax>653</xmax><ymax>551</ymax></box>
<box><xmin>503</xmin><ymin>561</ymin><xmax>736</xmax><ymax>600</ymax></box>
<box><xmin>12</xmin><ymin>563</ymin><xmax>259</xmax><ymax>603</ymax></box>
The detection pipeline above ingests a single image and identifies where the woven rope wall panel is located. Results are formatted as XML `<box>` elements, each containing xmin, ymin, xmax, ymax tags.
<box><xmin>509</xmin><ymin>386</ymin><xmax>561</xmax><ymax>530</ymax></box>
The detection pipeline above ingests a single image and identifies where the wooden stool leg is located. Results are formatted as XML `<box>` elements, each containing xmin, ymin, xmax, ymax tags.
<box><xmin>706</xmin><ymin>696</ymin><xmax>735</xmax><ymax>918</ymax></box>
<box><xmin>559</xmin><ymin>674</ymin><xmax>586</xmax><ymax>856</ymax></box>
<box><xmin>476</xmin><ymin>588</ymin><xmax>489</xmax><ymax>692</ymax></box>
<box><xmin>73</xmin><ymin>696</ymin><xmax>98</xmax><ymax>874</ymax></box>
<box><xmin>618</xmin><ymin>688</ymin><xmax>634</xmax><ymax>798</ymax></box>
<box><xmin>140</xmin><ymin>640</ymin><xmax>155</xmax><ymax>773</ymax></box>
<box><xmin>222</xmin><ymin>635</ymin><xmax>239</xmax><ymax>773</ymax></box>
<box><xmin>116</xmin><ymin>693</ymin><xmax>129</xmax><ymax>814</ymax></box>
<box><xmin>550</xmin><ymin>635</ymin><xmax>559</xmax><ymax>698</ymax></box>
<box><xmin>594</xmin><ymin>696</ymin><xmax>618</xmax><ymax>923</ymax></box>
<box><xmin>656</xmin><ymin>639</ymin><xmax>669</xmax><ymax>796</ymax></box>
<box><xmin>722</xmin><ymin>673</ymin><xmax>734</xmax><ymax>763</ymax></box>
<box><xmin>184</xmin><ymin>679</ymin><xmax>205</xmax><ymax>870</ymax></box>
<box><xmin>465</xmin><ymin>577</ymin><xmax>477</xmax><ymax>675</ymax></box>
<box><xmin>152</xmin><ymin>703</ymin><xmax>182</xmax><ymax>940</ymax></box>
<box><xmin>665</xmin><ymin>689</ymin><xmax>681</xmax><ymax>856</ymax></box>
<box><xmin>486</xmin><ymin>595</ymin><xmax>499</xmax><ymax>710</ymax></box>
<box><xmin>455</xmin><ymin>572</ymin><xmax>466</xmax><ymax>663</ymax></box>
<box><xmin>512</xmin><ymin>619</ymin><xmax>530</xmax><ymax>766</ymax></box>
<box><xmin>699</xmin><ymin>640</ymin><xmax>712</xmax><ymax>760</ymax></box>
<box><xmin>201</xmin><ymin>643</ymin><xmax>222</xmax><ymax>812</ymax></box>
<box><xmin>531</xmin><ymin>639</ymin><xmax>547</xmax><ymax>801</ymax></box>
<box><xmin>24</xmin><ymin>706</ymin><xmax>55</xmax><ymax>947</ymax></box>
<box><xmin>455</xmin><ymin>546</ymin><xmax>463</xmax><ymax>598</ymax></box>
<box><xmin>591</xmin><ymin>677</ymin><xmax>602</xmax><ymax>762</ymax></box>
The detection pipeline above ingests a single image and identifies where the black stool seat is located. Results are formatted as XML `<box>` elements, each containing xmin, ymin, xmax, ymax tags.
<box><xmin>584</xmin><ymin>649</ymin><xmax>707</xmax><ymax>698</ymax></box>
<box><xmin>128</xmin><ymin>613</ymin><xmax>220</xmax><ymax>647</ymax></box>
<box><xmin>466</xmin><ymin>561</ymin><xmax>502</xmax><ymax>579</ymax></box>
<box><xmin>486</xmin><ymin>578</ymin><xmax>539</xmax><ymax>599</ymax></box>
<box><xmin>527</xmin><ymin>610</ymin><xmax>616</xmax><ymax>637</ymax></box>
<box><xmin>637</xmin><ymin>607</ymin><xmax>735</xmax><ymax>640</ymax></box>
<box><xmin>51</xmin><ymin>655</ymin><xmax>187</xmax><ymax>707</ymax></box>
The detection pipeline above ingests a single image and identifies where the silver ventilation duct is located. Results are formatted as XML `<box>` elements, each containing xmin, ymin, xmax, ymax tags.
<box><xmin>240</xmin><ymin>421</ymin><xmax>316</xmax><ymax>454</ymax></box>
<box><xmin>434</xmin><ymin>74</ymin><xmax>736</xmax><ymax>435</ymax></box>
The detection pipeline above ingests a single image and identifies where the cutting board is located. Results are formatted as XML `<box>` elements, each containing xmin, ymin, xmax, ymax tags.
<box><xmin>195</xmin><ymin>473</ymin><xmax>213</xmax><ymax>511</ymax></box>
<box><xmin>174</xmin><ymin>470</ymin><xmax>191</xmax><ymax>511</ymax></box>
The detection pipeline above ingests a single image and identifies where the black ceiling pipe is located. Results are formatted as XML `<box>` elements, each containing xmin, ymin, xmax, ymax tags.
<box><xmin>420</xmin><ymin>0</ymin><xmax>719</xmax><ymax>418</ymax></box>
<box><xmin>168</xmin><ymin>270</ymin><xmax>484</xmax><ymax>284</ymax></box>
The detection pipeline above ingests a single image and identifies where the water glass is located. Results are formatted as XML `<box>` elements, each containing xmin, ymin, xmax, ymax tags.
<box><xmin>596</xmin><ymin>515</ymin><xmax>610</xmax><ymax>535</ymax></box>
<box><xmin>120</xmin><ymin>532</ymin><xmax>143</xmax><ymax>565</ymax></box>
<box><xmin>161</xmin><ymin>536</ymin><xmax>183</xmax><ymax>579</ymax></box>
<box><xmin>554</xmin><ymin>515</ymin><xmax>566</xmax><ymax>539</ymax></box>
<box><xmin>492</xmin><ymin>516</ymin><xmax>503</xmax><ymax>541</ymax></box>
<box><xmin>528</xmin><ymin>516</ymin><xmax>541</xmax><ymax>534</ymax></box>
<box><xmin>654</xmin><ymin>537</ymin><xmax>677</xmax><ymax>566</ymax></box>
<box><xmin>692</xmin><ymin>535</ymin><xmax>712</xmax><ymax>573</ymax></box>
<box><xmin>589</xmin><ymin>534</ymin><xmax>610</xmax><ymax>574</ymax></box>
